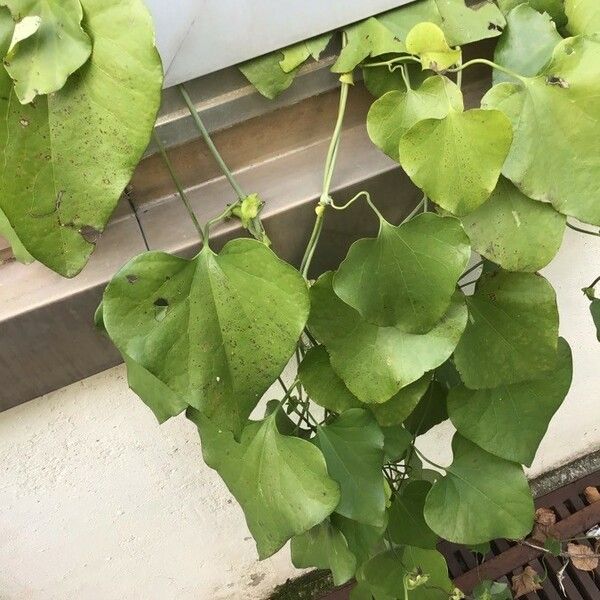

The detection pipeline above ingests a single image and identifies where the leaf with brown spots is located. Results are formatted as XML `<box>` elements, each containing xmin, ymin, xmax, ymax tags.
<box><xmin>568</xmin><ymin>543</ymin><xmax>599</xmax><ymax>571</ymax></box>
<box><xmin>512</xmin><ymin>566</ymin><xmax>543</xmax><ymax>598</ymax></box>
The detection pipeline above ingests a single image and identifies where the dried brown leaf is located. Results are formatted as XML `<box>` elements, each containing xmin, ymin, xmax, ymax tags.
<box><xmin>567</xmin><ymin>542</ymin><xmax>599</xmax><ymax>571</ymax></box>
<box><xmin>512</xmin><ymin>566</ymin><xmax>543</xmax><ymax>598</ymax></box>
<box><xmin>584</xmin><ymin>486</ymin><xmax>600</xmax><ymax>504</ymax></box>
<box><xmin>532</xmin><ymin>507</ymin><xmax>557</xmax><ymax>542</ymax></box>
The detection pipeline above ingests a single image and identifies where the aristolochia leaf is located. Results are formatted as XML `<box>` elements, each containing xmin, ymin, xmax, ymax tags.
<box><xmin>334</xmin><ymin>213</ymin><xmax>470</xmax><ymax>330</ymax></box>
<box><xmin>0</xmin><ymin>0</ymin><xmax>163</xmax><ymax>277</ymax></box>
<box><xmin>482</xmin><ymin>35</ymin><xmax>600</xmax><ymax>226</ymax></box>
<box><xmin>331</xmin><ymin>18</ymin><xmax>404</xmax><ymax>73</ymax></box>
<box><xmin>404</xmin><ymin>380</ymin><xmax>448</xmax><ymax>436</ymax></box>
<box><xmin>102</xmin><ymin>239</ymin><xmax>309</xmax><ymax>434</ymax></box>
<box><xmin>367</xmin><ymin>75</ymin><xmax>462</xmax><ymax>161</ymax></box>
<box><xmin>399</xmin><ymin>108</ymin><xmax>513</xmax><ymax>215</ymax></box>
<box><xmin>361</xmin><ymin>546</ymin><xmax>454</xmax><ymax>600</ymax></box>
<box><xmin>298</xmin><ymin>346</ymin><xmax>362</xmax><ymax>413</ymax></box>
<box><xmin>460</xmin><ymin>177</ymin><xmax>566</xmax><ymax>272</ymax></box>
<box><xmin>309</xmin><ymin>272</ymin><xmax>468</xmax><ymax>403</ymax></box>
<box><xmin>189</xmin><ymin>410</ymin><xmax>340</xmax><ymax>559</ymax></box>
<box><xmin>378</xmin><ymin>0</ymin><xmax>505</xmax><ymax>47</ymax></box>
<box><xmin>498</xmin><ymin>0</ymin><xmax>567</xmax><ymax>28</ymax></box>
<box><xmin>279</xmin><ymin>33</ymin><xmax>332</xmax><ymax>72</ymax></box>
<box><xmin>291</xmin><ymin>520</ymin><xmax>356</xmax><ymax>586</ymax></box>
<box><xmin>493</xmin><ymin>4</ymin><xmax>562</xmax><ymax>84</ymax></box>
<box><xmin>405</xmin><ymin>22</ymin><xmax>461</xmax><ymax>72</ymax></box>
<box><xmin>389</xmin><ymin>480</ymin><xmax>439</xmax><ymax>549</ymax></box>
<box><xmin>369</xmin><ymin>374</ymin><xmax>431</xmax><ymax>427</ymax></box>
<box><xmin>565</xmin><ymin>0</ymin><xmax>600</xmax><ymax>35</ymax></box>
<box><xmin>448</xmin><ymin>338</ymin><xmax>573</xmax><ymax>466</ymax></box>
<box><xmin>239</xmin><ymin>51</ymin><xmax>298</xmax><ymax>99</ymax></box>
<box><xmin>4</xmin><ymin>0</ymin><xmax>92</xmax><ymax>104</ymax></box>
<box><xmin>424</xmin><ymin>434</ymin><xmax>535</xmax><ymax>544</ymax></box>
<box><xmin>316</xmin><ymin>409</ymin><xmax>386</xmax><ymax>527</ymax></box>
<box><xmin>454</xmin><ymin>270</ymin><xmax>559</xmax><ymax>388</ymax></box>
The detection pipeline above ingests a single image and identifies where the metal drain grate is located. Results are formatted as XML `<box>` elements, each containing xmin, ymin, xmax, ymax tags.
<box><xmin>444</xmin><ymin>472</ymin><xmax>600</xmax><ymax>599</ymax></box>
<box><xmin>317</xmin><ymin>472</ymin><xmax>600</xmax><ymax>599</ymax></box>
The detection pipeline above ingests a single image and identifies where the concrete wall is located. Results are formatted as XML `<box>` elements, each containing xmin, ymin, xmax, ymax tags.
<box><xmin>1</xmin><ymin>227</ymin><xmax>598</xmax><ymax>600</ymax></box>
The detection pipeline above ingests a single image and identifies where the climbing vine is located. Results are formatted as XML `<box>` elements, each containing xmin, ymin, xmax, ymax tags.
<box><xmin>2</xmin><ymin>0</ymin><xmax>600</xmax><ymax>598</ymax></box>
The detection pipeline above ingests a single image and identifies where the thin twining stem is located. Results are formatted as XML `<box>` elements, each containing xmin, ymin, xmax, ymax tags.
<box><xmin>446</xmin><ymin>58</ymin><xmax>524</xmax><ymax>82</ymax></box>
<box><xmin>413</xmin><ymin>446</ymin><xmax>447</xmax><ymax>472</ymax></box>
<box><xmin>401</xmin><ymin>196</ymin><xmax>426</xmax><ymax>224</ymax></box>
<box><xmin>567</xmin><ymin>221</ymin><xmax>600</xmax><ymax>237</ymax></box>
<box><xmin>179</xmin><ymin>84</ymin><xmax>246</xmax><ymax>201</ymax></box>
<box><xmin>460</xmin><ymin>260</ymin><xmax>484</xmax><ymax>282</ymax></box>
<box><xmin>152</xmin><ymin>131</ymin><xmax>204</xmax><ymax>242</ymax></box>
<box><xmin>330</xmin><ymin>190</ymin><xmax>384</xmax><ymax>221</ymax></box>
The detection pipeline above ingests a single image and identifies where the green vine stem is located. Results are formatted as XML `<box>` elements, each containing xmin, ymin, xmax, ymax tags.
<box><xmin>179</xmin><ymin>84</ymin><xmax>246</xmax><ymax>201</ymax></box>
<box><xmin>459</xmin><ymin>260</ymin><xmax>484</xmax><ymax>282</ymax></box>
<box><xmin>566</xmin><ymin>221</ymin><xmax>600</xmax><ymax>237</ymax></box>
<box><xmin>413</xmin><ymin>446</ymin><xmax>447</xmax><ymax>473</ymax></box>
<box><xmin>300</xmin><ymin>78</ymin><xmax>350</xmax><ymax>278</ymax></box>
<box><xmin>330</xmin><ymin>190</ymin><xmax>384</xmax><ymax>220</ymax></box>
<box><xmin>447</xmin><ymin>57</ymin><xmax>525</xmax><ymax>82</ymax></box>
<box><xmin>152</xmin><ymin>130</ymin><xmax>204</xmax><ymax>242</ymax></box>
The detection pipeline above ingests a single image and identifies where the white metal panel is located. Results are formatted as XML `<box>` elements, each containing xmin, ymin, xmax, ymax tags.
<box><xmin>144</xmin><ymin>0</ymin><xmax>413</xmax><ymax>88</ymax></box>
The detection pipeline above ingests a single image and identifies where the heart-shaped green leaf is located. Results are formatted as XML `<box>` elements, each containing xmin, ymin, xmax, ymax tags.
<box><xmin>399</xmin><ymin>108</ymin><xmax>513</xmax><ymax>215</ymax></box>
<box><xmin>0</xmin><ymin>0</ymin><xmax>163</xmax><ymax>276</ymax></box>
<box><xmin>291</xmin><ymin>520</ymin><xmax>356</xmax><ymax>586</ymax></box>
<box><xmin>493</xmin><ymin>4</ymin><xmax>561</xmax><ymax>84</ymax></box>
<box><xmin>454</xmin><ymin>270</ymin><xmax>559</xmax><ymax>389</ymax></box>
<box><xmin>389</xmin><ymin>480</ymin><xmax>439</xmax><ymax>549</ymax></box>
<box><xmin>334</xmin><ymin>213</ymin><xmax>470</xmax><ymax>330</ymax></box>
<box><xmin>382</xmin><ymin>425</ymin><xmax>412</xmax><ymax>462</ymax></box>
<box><xmin>483</xmin><ymin>36</ymin><xmax>600</xmax><ymax>226</ymax></box>
<box><xmin>279</xmin><ymin>33</ymin><xmax>332</xmax><ymax>72</ymax></box>
<box><xmin>498</xmin><ymin>0</ymin><xmax>567</xmax><ymax>27</ymax></box>
<box><xmin>4</xmin><ymin>0</ymin><xmax>92</xmax><ymax>104</ymax></box>
<box><xmin>309</xmin><ymin>272</ymin><xmax>468</xmax><ymax>403</ymax></box>
<box><xmin>331</xmin><ymin>514</ymin><xmax>387</xmax><ymax>566</ymax></box>
<box><xmin>406</xmin><ymin>22</ymin><xmax>461</xmax><ymax>71</ymax></box>
<box><xmin>316</xmin><ymin>409</ymin><xmax>386</xmax><ymax>527</ymax></box>
<box><xmin>367</xmin><ymin>75</ymin><xmax>462</xmax><ymax>161</ymax></box>
<box><xmin>424</xmin><ymin>434</ymin><xmax>534</xmax><ymax>544</ymax></box>
<box><xmin>448</xmin><ymin>338</ymin><xmax>573</xmax><ymax>466</ymax></box>
<box><xmin>379</xmin><ymin>0</ymin><xmax>506</xmax><ymax>47</ymax></box>
<box><xmin>565</xmin><ymin>0</ymin><xmax>600</xmax><ymax>35</ymax></box>
<box><xmin>298</xmin><ymin>346</ymin><xmax>362</xmax><ymax>413</ymax></box>
<box><xmin>189</xmin><ymin>410</ymin><xmax>340</xmax><ymax>559</ymax></box>
<box><xmin>360</xmin><ymin>546</ymin><xmax>454</xmax><ymax>599</ymax></box>
<box><xmin>102</xmin><ymin>239</ymin><xmax>309</xmax><ymax>434</ymax></box>
<box><xmin>460</xmin><ymin>177</ymin><xmax>566</xmax><ymax>272</ymax></box>
<box><xmin>239</xmin><ymin>51</ymin><xmax>299</xmax><ymax>99</ymax></box>
<box><xmin>332</xmin><ymin>18</ymin><xmax>405</xmax><ymax>73</ymax></box>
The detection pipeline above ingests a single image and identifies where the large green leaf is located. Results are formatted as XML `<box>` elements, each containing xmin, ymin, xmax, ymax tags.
<box><xmin>3</xmin><ymin>0</ymin><xmax>92</xmax><ymax>104</ymax></box>
<box><xmin>332</xmin><ymin>18</ymin><xmax>405</xmax><ymax>73</ymax></box>
<box><xmin>361</xmin><ymin>546</ymin><xmax>454</xmax><ymax>599</ymax></box>
<box><xmin>448</xmin><ymin>338</ymin><xmax>573</xmax><ymax>466</ymax></box>
<box><xmin>454</xmin><ymin>270</ymin><xmax>559</xmax><ymax>389</ymax></box>
<box><xmin>493</xmin><ymin>4</ymin><xmax>562</xmax><ymax>84</ymax></box>
<box><xmin>460</xmin><ymin>177</ymin><xmax>566</xmax><ymax>272</ymax></box>
<box><xmin>309</xmin><ymin>272</ymin><xmax>468</xmax><ymax>403</ymax></box>
<box><xmin>404</xmin><ymin>381</ymin><xmax>448</xmax><ymax>436</ymax></box>
<box><xmin>102</xmin><ymin>239</ymin><xmax>309</xmax><ymax>434</ymax></box>
<box><xmin>389</xmin><ymin>480</ymin><xmax>439</xmax><ymax>549</ymax></box>
<box><xmin>316</xmin><ymin>409</ymin><xmax>386</xmax><ymax>527</ymax></box>
<box><xmin>298</xmin><ymin>346</ymin><xmax>362</xmax><ymax>413</ymax></box>
<box><xmin>370</xmin><ymin>375</ymin><xmax>431</xmax><ymax>427</ymax></box>
<box><xmin>405</xmin><ymin>22</ymin><xmax>461</xmax><ymax>71</ymax></box>
<box><xmin>398</xmin><ymin>107</ymin><xmax>513</xmax><ymax>215</ymax></box>
<box><xmin>331</xmin><ymin>513</ymin><xmax>387</xmax><ymax>566</ymax></box>
<box><xmin>0</xmin><ymin>0</ymin><xmax>163</xmax><ymax>276</ymax></box>
<box><xmin>379</xmin><ymin>0</ymin><xmax>505</xmax><ymax>47</ymax></box>
<box><xmin>482</xmin><ymin>35</ymin><xmax>600</xmax><ymax>226</ymax></box>
<box><xmin>291</xmin><ymin>520</ymin><xmax>356</xmax><ymax>586</ymax></box>
<box><xmin>424</xmin><ymin>434</ymin><xmax>534</xmax><ymax>544</ymax></box>
<box><xmin>334</xmin><ymin>213</ymin><xmax>470</xmax><ymax>330</ymax></box>
<box><xmin>565</xmin><ymin>0</ymin><xmax>600</xmax><ymax>35</ymax></box>
<box><xmin>498</xmin><ymin>0</ymin><xmax>567</xmax><ymax>28</ymax></box>
<box><xmin>189</xmin><ymin>409</ymin><xmax>340</xmax><ymax>559</ymax></box>
<box><xmin>367</xmin><ymin>75</ymin><xmax>462</xmax><ymax>162</ymax></box>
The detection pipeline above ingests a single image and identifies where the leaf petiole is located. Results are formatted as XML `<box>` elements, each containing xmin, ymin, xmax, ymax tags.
<box><xmin>413</xmin><ymin>446</ymin><xmax>447</xmax><ymax>473</ymax></box>
<box><xmin>566</xmin><ymin>221</ymin><xmax>600</xmax><ymax>237</ymax></box>
<box><xmin>446</xmin><ymin>57</ymin><xmax>526</xmax><ymax>82</ymax></box>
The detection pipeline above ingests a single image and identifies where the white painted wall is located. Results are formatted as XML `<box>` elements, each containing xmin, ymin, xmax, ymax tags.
<box><xmin>0</xmin><ymin>228</ymin><xmax>598</xmax><ymax>600</ymax></box>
